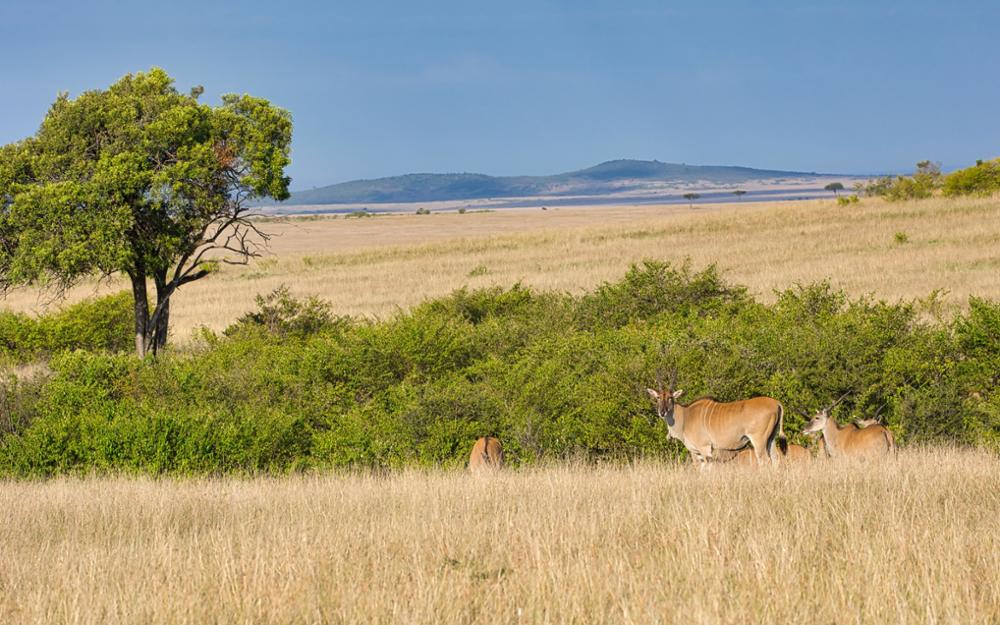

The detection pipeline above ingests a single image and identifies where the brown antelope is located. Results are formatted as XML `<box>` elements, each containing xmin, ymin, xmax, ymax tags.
<box><xmin>853</xmin><ymin>418</ymin><xmax>879</xmax><ymax>428</ymax></box>
<box><xmin>728</xmin><ymin>442</ymin><xmax>810</xmax><ymax>465</ymax></box>
<box><xmin>784</xmin><ymin>442</ymin><xmax>812</xmax><ymax>461</ymax></box>
<box><xmin>468</xmin><ymin>436</ymin><xmax>505</xmax><ymax>472</ymax></box>
<box><xmin>646</xmin><ymin>372</ymin><xmax>786</xmax><ymax>465</ymax></box>
<box><xmin>802</xmin><ymin>409</ymin><xmax>895</xmax><ymax>458</ymax></box>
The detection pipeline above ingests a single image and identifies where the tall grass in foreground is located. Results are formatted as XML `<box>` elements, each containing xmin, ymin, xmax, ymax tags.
<box><xmin>1</xmin><ymin>448</ymin><xmax>997</xmax><ymax>624</ymax></box>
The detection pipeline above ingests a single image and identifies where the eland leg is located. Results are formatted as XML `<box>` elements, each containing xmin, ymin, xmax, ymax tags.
<box><xmin>746</xmin><ymin>436</ymin><xmax>771</xmax><ymax>465</ymax></box>
<box><xmin>689</xmin><ymin>448</ymin><xmax>711</xmax><ymax>470</ymax></box>
<box><xmin>698</xmin><ymin>445</ymin><xmax>716</xmax><ymax>470</ymax></box>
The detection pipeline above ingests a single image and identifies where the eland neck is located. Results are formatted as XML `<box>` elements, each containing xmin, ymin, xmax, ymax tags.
<box><xmin>821</xmin><ymin>417</ymin><xmax>845</xmax><ymax>456</ymax></box>
<box><xmin>665</xmin><ymin>403</ymin><xmax>688</xmax><ymax>440</ymax></box>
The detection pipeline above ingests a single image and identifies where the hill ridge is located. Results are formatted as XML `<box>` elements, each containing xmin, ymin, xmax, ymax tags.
<box><xmin>286</xmin><ymin>159</ymin><xmax>833</xmax><ymax>205</ymax></box>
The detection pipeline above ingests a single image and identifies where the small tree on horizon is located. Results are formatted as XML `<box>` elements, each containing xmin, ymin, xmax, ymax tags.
<box><xmin>915</xmin><ymin>160</ymin><xmax>942</xmax><ymax>177</ymax></box>
<box><xmin>0</xmin><ymin>68</ymin><xmax>292</xmax><ymax>357</ymax></box>
<box><xmin>733</xmin><ymin>189</ymin><xmax>747</xmax><ymax>201</ymax></box>
<box><xmin>683</xmin><ymin>192</ymin><xmax>700</xmax><ymax>208</ymax></box>
<box><xmin>824</xmin><ymin>182</ymin><xmax>845</xmax><ymax>196</ymax></box>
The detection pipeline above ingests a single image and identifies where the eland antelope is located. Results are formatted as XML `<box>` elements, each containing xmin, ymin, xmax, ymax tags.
<box><xmin>728</xmin><ymin>442</ymin><xmax>810</xmax><ymax>465</ymax></box>
<box><xmin>802</xmin><ymin>409</ymin><xmax>895</xmax><ymax>458</ymax></box>
<box><xmin>468</xmin><ymin>436</ymin><xmax>505</xmax><ymax>472</ymax></box>
<box><xmin>783</xmin><ymin>442</ymin><xmax>812</xmax><ymax>461</ymax></box>
<box><xmin>646</xmin><ymin>375</ymin><xmax>786</xmax><ymax>465</ymax></box>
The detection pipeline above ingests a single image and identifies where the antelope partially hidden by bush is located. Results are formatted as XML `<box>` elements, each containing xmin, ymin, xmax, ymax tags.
<box><xmin>646</xmin><ymin>369</ymin><xmax>786</xmax><ymax>465</ymax></box>
<box><xmin>802</xmin><ymin>400</ymin><xmax>895</xmax><ymax>458</ymax></box>
<box><xmin>468</xmin><ymin>436</ymin><xmax>505</xmax><ymax>472</ymax></box>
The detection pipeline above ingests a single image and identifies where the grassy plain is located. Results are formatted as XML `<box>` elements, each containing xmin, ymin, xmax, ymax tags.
<box><xmin>2</xmin><ymin>196</ymin><xmax>999</xmax><ymax>623</ymax></box>
<box><xmin>2</xmin><ymin>195</ymin><xmax>999</xmax><ymax>341</ymax></box>
<box><xmin>1</xmin><ymin>448</ymin><xmax>997</xmax><ymax>625</ymax></box>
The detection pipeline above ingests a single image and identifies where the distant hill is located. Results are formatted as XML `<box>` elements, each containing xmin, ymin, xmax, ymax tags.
<box><xmin>285</xmin><ymin>159</ymin><xmax>829</xmax><ymax>205</ymax></box>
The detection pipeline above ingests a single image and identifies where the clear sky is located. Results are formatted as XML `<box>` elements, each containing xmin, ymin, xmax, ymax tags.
<box><xmin>1</xmin><ymin>1</ymin><xmax>998</xmax><ymax>190</ymax></box>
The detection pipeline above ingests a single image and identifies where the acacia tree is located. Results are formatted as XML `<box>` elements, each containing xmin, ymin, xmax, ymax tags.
<box><xmin>0</xmin><ymin>69</ymin><xmax>291</xmax><ymax>357</ymax></box>
<box><xmin>824</xmin><ymin>182</ymin><xmax>845</xmax><ymax>196</ymax></box>
<box><xmin>683</xmin><ymin>192</ymin><xmax>700</xmax><ymax>208</ymax></box>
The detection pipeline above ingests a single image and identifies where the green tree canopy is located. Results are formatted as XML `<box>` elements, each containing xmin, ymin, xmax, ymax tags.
<box><xmin>824</xmin><ymin>182</ymin><xmax>845</xmax><ymax>195</ymax></box>
<box><xmin>0</xmin><ymin>68</ymin><xmax>292</xmax><ymax>356</ymax></box>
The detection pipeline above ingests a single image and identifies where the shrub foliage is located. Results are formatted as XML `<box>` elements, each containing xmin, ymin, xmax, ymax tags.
<box><xmin>0</xmin><ymin>291</ymin><xmax>133</xmax><ymax>363</ymax></box>
<box><xmin>942</xmin><ymin>158</ymin><xmax>1000</xmax><ymax>197</ymax></box>
<box><xmin>1</xmin><ymin>263</ymin><xmax>997</xmax><ymax>475</ymax></box>
<box><xmin>860</xmin><ymin>161</ymin><xmax>943</xmax><ymax>201</ymax></box>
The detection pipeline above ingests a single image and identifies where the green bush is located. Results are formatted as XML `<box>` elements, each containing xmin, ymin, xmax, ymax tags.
<box><xmin>0</xmin><ymin>400</ymin><xmax>313</xmax><ymax>476</ymax></box>
<box><xmin>0</xmin><ymin>291</ymin><xmax>133</xmax><ymax>362</ymax></box>
<box><xmin>861</xmin><ymin>161</ymin><xmax>942</xmax><ymax>201</ymax></box>
<box><xmin>884</xmin><ymin>176</ymin><xmax>935</xmax><ymax>201</ymax></box>
<box><xmin>942</xmin><ymin>158</ymin><xmax>1000</xmax><ymax>197</ymax></box>
<box><xmin>0</xmin><ymin>371</ymin><xmax>45</xmax><ymax>437</ymax></box>
<box><xmin>1</xmin><ymin>262</ymin><xmax>997</xmax><ymax>476</ymax></box>
<box><xmin>0</xmin><ymin>311</ymin><xmax>36</xmax><ymax>358</ymax></box>
<box><xmin>575</xmin><ymin>260</ymin><xmax>747</xmax><ymax>329</ymax></box>
<box><xmin>226</xmin><ymin>285</ymin><xmax>342</xmax><ymax>338</ymax></box>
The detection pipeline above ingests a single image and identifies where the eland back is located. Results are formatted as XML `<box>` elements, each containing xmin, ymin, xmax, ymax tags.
<box><xmin>468</xmin><ymin>436</ymin><xmax>505</xmax><ymax>472</ymax></box>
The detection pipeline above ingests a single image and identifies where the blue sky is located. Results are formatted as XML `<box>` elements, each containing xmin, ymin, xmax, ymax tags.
<box><xmin>1</xmin><ymin>1</ymin><xmax>998</xmax><ymax>190</ymax></box>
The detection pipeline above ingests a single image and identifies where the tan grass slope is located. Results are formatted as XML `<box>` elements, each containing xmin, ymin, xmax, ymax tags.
<box><xmin>2</xmin><ymin>196</ymin><xmax>999</xmax><ymax>342</ymax></box>
<box><xmin>1</xmin><ymin>448</ymin><xmax>997</xmax><ymax>625</ymax></box>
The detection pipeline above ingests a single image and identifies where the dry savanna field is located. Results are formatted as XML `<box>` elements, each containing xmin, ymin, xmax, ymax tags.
<box><xmin>3</xmin><ymin>195</ymin><xmax>1000</xmax><ymax>340</ymax></box>
<box><xmin>2</xmin><ymin>196</ymin><xmax>1000</xmax><ymax>624</ymax></box>
<box><xmin>1</xmin><ymin>448</ymin><xmax>998</xmax><ymax>624</ymax></box>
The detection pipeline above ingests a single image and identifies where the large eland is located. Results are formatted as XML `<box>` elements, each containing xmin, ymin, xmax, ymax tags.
<box><xmin>802</xmin><ymin>409</ymin><xmax>895</xmax><ymax>458</ymax></box>
<box><xmin>468</xmin><ymin>436</ymin><xmax>505</xmax><ymax>472</ymax></box>
<box><xmin>646</xmin><ymin>376</ymin><xmax>786</xmax><ymax>465</ymax></box>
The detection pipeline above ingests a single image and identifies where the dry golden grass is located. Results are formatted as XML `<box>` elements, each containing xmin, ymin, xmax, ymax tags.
<box><xmin>1</xmin><ymin>448</ymin><xmax>997</xmax><ymax>624</ymax></box>
<box><xmin>3</xmin><ymin>195</ymin><xmax>999</xmax><ymax>341</ymax></box>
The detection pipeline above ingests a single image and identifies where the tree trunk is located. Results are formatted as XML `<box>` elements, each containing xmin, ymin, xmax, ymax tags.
<box><xmin>152</xmin><ymin>271</ymin><xmax>171</xmax><ymax>354</ymax></box>
<box><xmin>130</xmin><ymin>272</ymin><xmax>150</xmax><ymax>358</ymax></box>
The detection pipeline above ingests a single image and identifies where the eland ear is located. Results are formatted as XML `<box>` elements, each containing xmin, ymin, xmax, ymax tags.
<box><xmin>646</xmin><ymin>388</ymin><xmax>660</xmax><ymax>400</ymax></box>
<box><xmin>672</xmin><ymin>389</ymin><xmax>684</xmax><ymax>399</ymax></box>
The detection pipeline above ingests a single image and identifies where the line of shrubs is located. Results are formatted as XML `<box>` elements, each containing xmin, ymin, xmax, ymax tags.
<box><xmin>861</xmin><ymin>158</ymin><xmax>1000</xmax><ymax>201</ymax></box>
<box><xmin>1</xmin><ymin>261</ymin><xmax>997</xmax><ymax>475</ymax></box>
